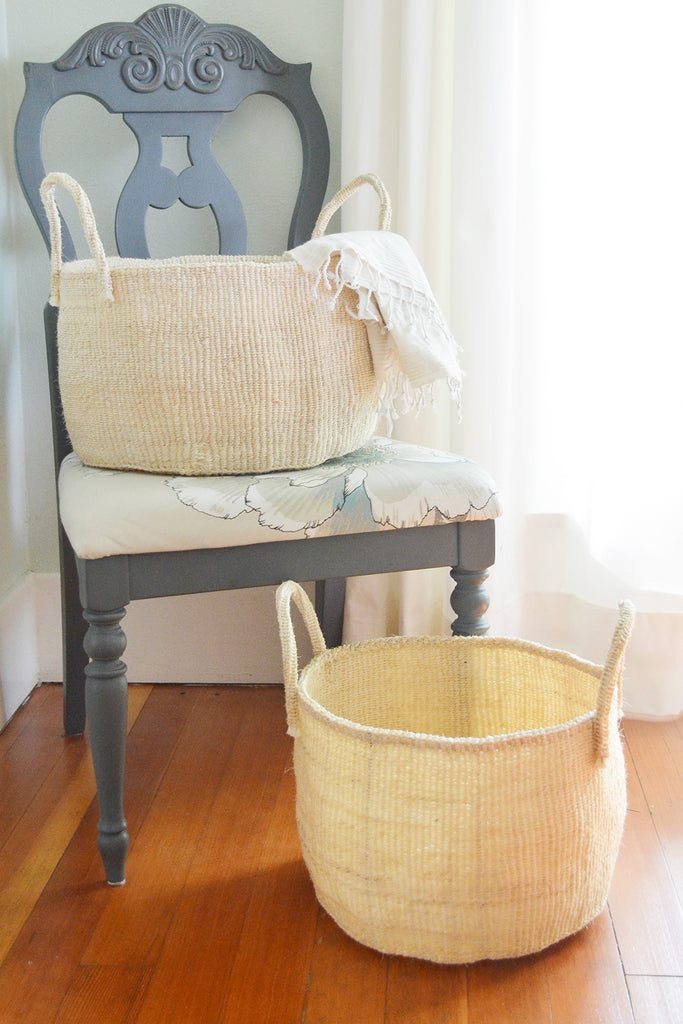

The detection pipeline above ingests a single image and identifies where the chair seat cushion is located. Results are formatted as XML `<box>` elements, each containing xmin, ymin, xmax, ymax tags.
<box><xmin>58</xmin><ymin>436</ymin><xmax>502</xmax><ymax>559</ymax></box>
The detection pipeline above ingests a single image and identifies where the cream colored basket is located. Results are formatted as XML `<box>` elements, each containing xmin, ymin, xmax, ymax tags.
<box><xmin>39</xmin><ymin>172</ymin><xmax>389</xmax><ymax>475</ymax></box>
<box><xmin>276</xmin><ymin>581</ymin><xmax>634</xmax><ymax>964</ymax></box>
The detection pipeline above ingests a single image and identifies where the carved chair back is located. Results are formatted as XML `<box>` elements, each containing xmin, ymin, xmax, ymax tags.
<box><xmin>16</xmin><ymin>3</ymin><xmax>329</xmax><ymax>257</ymax></box>
<box><xmin>15</xmin><ymin>3</ymin><xmax>330</xmax><ymax>466</ymax></box>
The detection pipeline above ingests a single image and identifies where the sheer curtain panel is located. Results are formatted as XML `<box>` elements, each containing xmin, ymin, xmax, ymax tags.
<box><xmin>341</xmin><ymin>0</ymin><xmax>683</xmax><ymax>717</ymax></box>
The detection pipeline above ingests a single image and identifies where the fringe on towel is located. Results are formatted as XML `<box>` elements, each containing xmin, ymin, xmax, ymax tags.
<box><xmin>289</xmin><ymin>232</ymin><xmax>463</xmax><ymax>430</ymax></box>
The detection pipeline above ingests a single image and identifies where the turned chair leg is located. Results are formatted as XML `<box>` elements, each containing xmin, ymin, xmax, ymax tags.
<box><xmin>450</xmin><ymin>567</ymin><xmax>490</xmax><ymax>636</ymax></box>
<box><xmin>83</xmin><ymin>606</ymin><xmax>129</xmax><ymax>885</ymax></box>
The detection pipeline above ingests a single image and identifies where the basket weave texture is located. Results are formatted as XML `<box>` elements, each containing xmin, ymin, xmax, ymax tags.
<box><xmin>39</xmin><ymin>173</ymin><xmax>387</xmax><ymax>475</ymax></box>
<box><xmin>277</xmin><ymin>582</ymin><xmax>634</xmax><ymax>964</ymax></box>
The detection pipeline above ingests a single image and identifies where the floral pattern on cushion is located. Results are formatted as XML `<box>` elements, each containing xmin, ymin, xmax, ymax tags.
<box><xmin>166</xmin><ymin>436</ymin><xmax>502</xmax><ymax>537</ymax></box>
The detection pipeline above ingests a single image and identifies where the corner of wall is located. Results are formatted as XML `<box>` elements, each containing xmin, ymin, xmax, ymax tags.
<box><xmin>0</xmin><ymin>574</ymin><xmax>41</xmax><ymax>727</ymax></box>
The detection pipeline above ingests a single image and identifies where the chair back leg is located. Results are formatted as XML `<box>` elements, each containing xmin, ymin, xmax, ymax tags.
<box><xmin>450</xmin><ymin>567</ymin><xmax>490</xmax><ymax>636</ymax></box>
<box><xmin>60</xmin><ymin>525</ymin><xmax>88</xmax><ymax>735</ymax></box>
<box><xmin>314</xmin><ymin>577</ymin><xmax>346</xmax><ymax>648</ymax></box>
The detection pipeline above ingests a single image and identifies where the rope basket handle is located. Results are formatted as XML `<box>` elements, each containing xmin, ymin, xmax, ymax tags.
<box><xmin>311</xmin><ymin>172</ymin><xmax>392</xmax><ymax>238</ymax></box>
<box><xmin>39</xmin><ymin>172</ymin><xmax>113</xmax><ymax>306</ymax></box>
<box><xmin>276</xmin><ymin>581</ymin><xmax>327</xmax><ymax>737</ymax></box>
<box><xmin>593</xmin><ymin>600</ymin><xmax>635</xmax><ymax>761</ymax></box>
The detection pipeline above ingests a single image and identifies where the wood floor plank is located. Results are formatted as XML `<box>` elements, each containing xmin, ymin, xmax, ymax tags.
<box><xmin>216</xmin><ymin>763</ymin><xmax>320</xmax><ymax>1024</ymax></box>
<box><xmin>0</xmin><ymin>801</ymin><xmax>111</xmax><ymax>1024</ymax></box>
<box><xmin>623</xmin><ymin>719</ymin><xmax>683</xmax><ymax>899</ymax></box>
<box><xmin>0</xmin><ymin>685</ymin><xmax>152</xmax><ymax>965</ymax></box>
<box><xmin>133</xmin><ymin>688</ymin><xmax>294</xmax><ymax>1024</ymax></box>
<box><xmin>0</xmin><ymin>686</ymin><xmax>77</xmax><ymax>848</ymax></box>
<box><xmin>608</xmin><ymin>742</ymin><xmax>683</xmax><ymax>976</ymax></box>
<box><xmin>0</xmin><ymin>683</ymin><xmax>50</xmax><ymax>751</ymax></box>
<box><xmin>0</xmin><ymin>685</ymin><xmax>188</xmax><ymax>1024</ymax></box>
<box><xmin>543</xmin><ymin>910</ymin><xmax>635</xmax><ymax>1023</ymax></box>
<box><xmin>0</xmin><ymin>725</ymin><xmax>90</xmax><ymax>895</ymax></box>
<box><xmin>82</xmin><ymin>687</ymin><xmax>253</xmax><ymax>967</ymax></box>
<box><xmin>385</xmin><ymin>956</ymin><xmax>467</xmax><ymax>1024</ymax></box>
<box><xmin>623</xmin><ymin>720</ymin><xmax>683</xmax><ymax>796</ymax></box>
<box><xmin>466</xmin><ymin>954</ymin><xmax>552</xmax><ymax>1023</ymax></box>
<box><xmin>303</xmin><ymin>908</ymin><xmax>388</xmax><ymax>1024</ymax></box>
<box><xmin>627</xmin><ymin>975</ymin><xmax>683</xmax><ymax>1024</ymax></box>
<box><xmin>52</xmin><ymin>966</ymin><xmax>152</xmax><ymax>1024</ymax></box>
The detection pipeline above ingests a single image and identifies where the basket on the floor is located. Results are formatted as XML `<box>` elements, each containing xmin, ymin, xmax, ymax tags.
<box><xmin>276</xmin><ymin>582</ymin><xmax>634</xmax><ymax>964</ymax></box>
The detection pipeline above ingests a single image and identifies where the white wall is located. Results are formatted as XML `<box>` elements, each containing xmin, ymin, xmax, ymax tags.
<box><xmin>0</xmin><ymin>0</ymin><xmax>34</xmax><ymax>726</ymax></box>
<box><xmin>1</xmin><ymin>0</ymin><xmax>344</xmax><ymax>720</ymax></box>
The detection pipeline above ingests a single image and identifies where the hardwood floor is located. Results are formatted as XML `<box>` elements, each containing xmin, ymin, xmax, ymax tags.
<box><xmin>0</xmin><ymin>684</ymin><xmax>681</xmax><ymax>1023</ymax></box>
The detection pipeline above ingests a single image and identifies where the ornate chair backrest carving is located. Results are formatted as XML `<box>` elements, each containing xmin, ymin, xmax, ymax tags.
<box><xmin>15</xmin><ymin>3</ymin><xmax>330</xmax><ymax>260</ymax></box>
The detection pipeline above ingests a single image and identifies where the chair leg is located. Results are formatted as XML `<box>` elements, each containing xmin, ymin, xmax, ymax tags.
<box><xmin>450</xmin><ymin>567</ymin><xmax>490</xmax><ymax>636</ymax></box>
<box><xmin>60</xmin><ymin>524</ymin><xmax>88</xmax><ymax>736</ymax></box>
<box><xmin>315</xmin><ymin>577</ymin><xmax>346</xmax><ymax>647</ymax></box>
<box><xmin>83</xmin><ymin>606</ymin><xmax>129</xmax><ymax>885</ymax></box>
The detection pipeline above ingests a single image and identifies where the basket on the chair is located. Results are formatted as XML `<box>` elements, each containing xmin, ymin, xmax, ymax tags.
<box><xmin>39</xmin><ymin>172</ymin><xmax>390</xmax><ymax>476</ymax></box>
<box><xmin>276</xmin><ymin>582</ymin><xmax>634</xmax><ymax>964</ymax></box>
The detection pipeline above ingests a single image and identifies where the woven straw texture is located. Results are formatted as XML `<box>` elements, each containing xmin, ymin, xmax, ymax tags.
<box><xmin>40</xmin><ymin>173</ymin><xmax>384</xmax><ymax>475</ymax></box>
<box><xmin>277</xmin><ymin>582</ymin><xmax>634</xmax><ymax>964</ymax></box>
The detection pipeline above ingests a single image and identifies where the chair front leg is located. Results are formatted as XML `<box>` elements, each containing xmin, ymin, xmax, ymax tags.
<box><xmin>83</xmin><ymin>606</ymin><xmax>129</xmax><ymax>885</ymax></box>
<box><xmin>450</xmin><ymin>567</ymin><xmax>490</xmax><ymax>636</ymax></box>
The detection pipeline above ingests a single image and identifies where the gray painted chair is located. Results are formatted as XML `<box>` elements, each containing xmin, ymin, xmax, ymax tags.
<box><xmin>15</xmin><ymin>3</ymin><xmax>501</xmax><ymax>884</ymax></box>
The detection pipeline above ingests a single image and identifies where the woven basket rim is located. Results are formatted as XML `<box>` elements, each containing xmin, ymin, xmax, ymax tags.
<box><xmin>297</xmin><ymin>633</ymin><xmax>603</xmax><ymax>750</ymax></box>
<box><xmin>59</xmin><ymin>253</ymin><xmax>297</xmax><ymax>273</ymax></box>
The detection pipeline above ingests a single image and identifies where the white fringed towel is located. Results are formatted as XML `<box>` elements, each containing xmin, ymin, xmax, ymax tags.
<box><xmin>288</xmin><ymin>231</ymin><xmax>462</xmax><ymax>422</ymax></box>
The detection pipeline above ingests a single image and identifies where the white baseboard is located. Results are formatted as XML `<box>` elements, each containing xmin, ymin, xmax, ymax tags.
<box><xmin>32</xmin><ymin>572</ymin><xmax>290</xmax><ymax>688</ymax></box>
<box><xmin>0</xmin><ymin>574</ymin><xmax>40</xmax><ymax>726</ymax></box>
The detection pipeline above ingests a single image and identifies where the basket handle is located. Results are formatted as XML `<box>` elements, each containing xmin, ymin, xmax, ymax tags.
<box><xmin>39</xmin><ymin>172</ymin><xmax>114</xmax><ymax>306</ymax></box>
<box><xmin>311</xmin><ymin>172</ymin><xmax>392</xmax><ymax>238</ymax></box>
<box><xmin>276</xmin><ymin>581</ymin><xmax>327</xmax><ymax>737</ymax></box>
<box><xmin>593</xmin><ymin>600</ymin><xmax>635</xmax><ymax>761</ymax></box>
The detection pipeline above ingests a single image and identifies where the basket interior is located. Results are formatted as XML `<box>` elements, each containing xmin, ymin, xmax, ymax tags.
<box><xmin>303</xmin><ymin>637</ymin><xmax>602</xmax><ymax>739</ymax></box>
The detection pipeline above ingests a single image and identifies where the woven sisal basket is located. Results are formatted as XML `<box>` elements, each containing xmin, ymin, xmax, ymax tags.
<box><xmin>39</xmin><ymin>172</ymin><xmax>389</xmax><ymax>475</ymax></box>
<box><xmin>276</xmin><ymin>581</ymin><xmax>634</xmax><ymax>964</ymax></box>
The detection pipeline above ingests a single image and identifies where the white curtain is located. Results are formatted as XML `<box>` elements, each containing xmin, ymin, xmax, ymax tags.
<box><xmin>341</xmin><ymin>0</ymin><xmax>683</xmax><ymax>718</ymax></box>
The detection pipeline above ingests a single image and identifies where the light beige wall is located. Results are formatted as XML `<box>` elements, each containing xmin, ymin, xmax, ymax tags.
<box><xmin>1</xmin><ymin>0</ymin><xmax>343</xmax><ymax>702</ymax></box>
<box><xmin>0</xmin><ymin>0</ymin><xmax>34</xmax><ymax>724</ymax></box>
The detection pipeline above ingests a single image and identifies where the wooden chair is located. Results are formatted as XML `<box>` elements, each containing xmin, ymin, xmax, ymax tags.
<box><xmin>15</xmin><ymin>3</ymin><xmax>501</xmax><ymax>884</ymax></box>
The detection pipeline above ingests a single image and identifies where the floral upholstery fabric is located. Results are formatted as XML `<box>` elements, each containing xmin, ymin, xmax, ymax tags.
<box><xmin>58</xmin><ymin>436</ymin><xmax>502</xmax><ymax>560</ymax></box>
